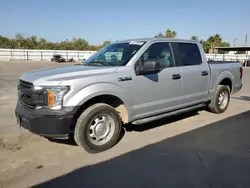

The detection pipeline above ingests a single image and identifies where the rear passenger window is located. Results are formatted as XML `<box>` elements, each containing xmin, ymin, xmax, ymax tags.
<box><xmin>173</xmin><ymin>43</ymin><xmax>202</xmax><ymax>66</ymax></box>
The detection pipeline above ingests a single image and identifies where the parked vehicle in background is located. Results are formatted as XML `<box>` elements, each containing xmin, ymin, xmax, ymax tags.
<box><xmin>67</xmin><ymin>58</ymin><xmax>75</xmax><ymax>62</ymax></box>
<box><xmin>15</xmin><ymin>38</ymin><xmax>243</xmax><ymax>153</ymax></box>
<box><xmin>51</xmin><ymin>54</ymin><xmax>66</xmax><ymax>62</ymax></box>
<box><xmin>51</xmin><ymin>54</ymin><xmax>75</xmax><ymax>63</ymax></box>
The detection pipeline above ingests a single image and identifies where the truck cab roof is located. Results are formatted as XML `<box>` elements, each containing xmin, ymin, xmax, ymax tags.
<box><xmin>116</xmin><ymin>38</ymin><xmax>199</xmax><ymax>44</ymax></box>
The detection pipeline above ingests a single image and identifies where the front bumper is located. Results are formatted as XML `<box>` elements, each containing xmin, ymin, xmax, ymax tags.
<box><xmin>15</xmin><ymin>100</ymin><xmax>76</xmax><ymax>139</ymax></box>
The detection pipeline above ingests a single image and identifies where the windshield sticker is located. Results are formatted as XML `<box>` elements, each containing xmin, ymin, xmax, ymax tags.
<box><xmin>129</xmin><ymin>41</ymin><xmax>144</xmax><ymax>45</ymax></box>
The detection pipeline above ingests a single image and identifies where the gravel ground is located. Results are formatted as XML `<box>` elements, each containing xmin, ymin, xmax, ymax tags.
<box><xmin>0</xmin><ymin>61</ymin><xmax>250</xmax><ymax>188</ymax></box>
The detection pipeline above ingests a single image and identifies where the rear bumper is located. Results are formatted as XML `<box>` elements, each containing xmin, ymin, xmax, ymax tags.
<box><xmin>15</xmin><ymin>100</ymin><xmax>76</xmax><ymax>139</ymax></box>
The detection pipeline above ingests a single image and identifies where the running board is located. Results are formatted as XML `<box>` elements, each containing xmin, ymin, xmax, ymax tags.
<box><xmin>132</xmin><ymin>103</ymin><xmax>206</xmax><ymax>125</ymax></box>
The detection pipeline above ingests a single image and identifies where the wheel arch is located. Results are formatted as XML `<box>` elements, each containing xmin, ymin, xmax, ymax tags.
<box><xmin>75</xmin><ymin>94</ymin><xmax>129</xmax><ymax>124</ymax></box>
<box><xmin>219</xmin><ymin>77</ymin><xmax>232</xmax><ymax>93</ymax></box>
<box><xmin>67</xmin><ymin>83</ymin><xmax>132</xmax><ymax>124</ymax></box>
<box><xmin>212</xmin><ymin>70</ymin><xmax>234</xmax><ymax>96</ymax></box>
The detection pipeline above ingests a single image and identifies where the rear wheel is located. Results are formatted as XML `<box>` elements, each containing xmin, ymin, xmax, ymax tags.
<box><xmin>74</xmin><ymin>103</ymin><xmax>122</xmax><ymax>153</ymax></box>
<box><xmin>208</xmin><ymin>85</ymin><xmax>230</xmax><ymax>113</ymax></box>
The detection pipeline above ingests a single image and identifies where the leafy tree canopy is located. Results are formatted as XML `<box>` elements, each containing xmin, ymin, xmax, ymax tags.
<box><xmin>0</xmin><ymin>32</ymin><xmax>231</xmax><ymax>54</ymax></box>
<box><xmin>0</xmin><ymin>34</ymin><xmax>110</xmax><ymax>51</ymax></box>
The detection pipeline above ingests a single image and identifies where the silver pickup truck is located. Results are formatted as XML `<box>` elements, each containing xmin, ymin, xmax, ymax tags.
<box><xmin>15</xmin><ymin>38</ymin><xmax>243</xmax><ymax>153</ymax></box>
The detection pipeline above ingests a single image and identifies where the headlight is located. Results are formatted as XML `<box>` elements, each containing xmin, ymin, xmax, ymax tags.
<box><xmin>34</xmin><ymin>86</ymin><xmax>69</xmax><ymax>110</ymax></box>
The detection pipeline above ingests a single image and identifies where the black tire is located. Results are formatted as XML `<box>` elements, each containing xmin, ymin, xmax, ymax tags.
<box><xmin>74</xmin><ymin>103</ymin><xmax>122</xmax><ymax>153</ymax></box>
<box><xmin>208</xmin><ymin>85</ymin><xmax>230</xmax><ymax>113</ymax></box>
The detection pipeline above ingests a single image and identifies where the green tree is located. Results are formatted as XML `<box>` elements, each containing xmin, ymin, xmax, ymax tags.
<box><xmin>0</xmin><ymin>35</ymin><xmax>14</xmax><ymax>48</ymax></box>
<box><xmin>0</xmin><ymin>33</ymin><xmax>229</xmax><ymax>54</ymax></box>
<box><xmin>15</xmin><ymin>33</ymin><xmax>24</xmax><ymax>48</ymax></box>
<box><xmin>191</xmin><ymin>36</ymin><xmax>198</xmax><ymax>40</ymax></box>
<box><xmin>88</xmin><ymin>45</ymin><xmax>97</xmax><ymax>51</ymax></box>
<box><xmin>218</xmin><ymin>41</ymin><xmax>230</xmax><ymax>54</ymax></box>
<box><xmin>206</xmin><ymin>34</ymin><xmax>222</xmax><ymax>53</ymax></box>
<box><xmin>98</xmin><ymin>40</ymin><xmax>111</xmax><ymax>49</ymax></box>
<box><xmin>25</xmin><ymin>35</ymin><xmax>38</xmax><ymax>49</ymax></box>
<box><xmin>73</xmin><ymin>38</ymin><xmax>89</xmax><ymax>50</ymax></box>
<box><xmin>38</xmin><ymin>38</ymin><xmax>48</xmax><ymax>49</ymax></box>
<box><xmin>15</xmin><ymin>33</ymin><xmax>24</xmax><ymax>41</ymax></box>
<box><xmin>165</xmin><ymin>29</ymin><xmax>177</xmax><ymax>38</ymax></box>
<box><xmin>200</xmin><ymin>40</ymin><xmax>209</xmax><ymax>53</ymax></box>
<box><xmin>219</xmin><ymin>41</ymin><xmax>230</xmax><ymax>47</ymax></box>
<box><xmin>154</xmin><ymin>33</ymin><xmax>165</xmax><ymax>38</ymax></box>
<box><xmin>199</xmin><ymin>34</ymin><xmax>230</xmax><ymax>53</ymax></box>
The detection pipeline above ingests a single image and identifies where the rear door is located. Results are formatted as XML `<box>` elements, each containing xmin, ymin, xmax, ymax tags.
<box><xmin>172</xmin><ymin>42</ymin><xmax>210</xmax><ymax>105</ymax></box>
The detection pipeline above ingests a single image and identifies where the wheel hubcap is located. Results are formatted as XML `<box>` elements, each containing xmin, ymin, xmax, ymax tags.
<box><xmin>95</xmin><ymin>123</ymin><xmax>107</xmax><ymax>136</ymax></box>
<box><xmin>88</xmin><ymin>115</ymin><xmax>115</xmax><ymax>145</ymax></box>
<box><xmin>218</xmin><ymin>91</ymin><xmax>228</xmax><ymax>109</ymax></box>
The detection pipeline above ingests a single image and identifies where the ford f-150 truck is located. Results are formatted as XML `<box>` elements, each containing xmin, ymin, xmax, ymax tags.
<box><xmin>15</xmin><ymin>38</ymin><xmax>243</xmax><ymax>153</ymax></box>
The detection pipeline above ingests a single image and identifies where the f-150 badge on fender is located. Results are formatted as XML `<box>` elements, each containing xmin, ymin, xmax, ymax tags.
<box><xmin>118</xmin><ymin>76</ymin><xmax>132</xmax><ymax>82</ymax></box>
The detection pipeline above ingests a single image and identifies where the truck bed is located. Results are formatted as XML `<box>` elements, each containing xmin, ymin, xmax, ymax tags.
<box><xmin>208</xmin><ymin>60</ymin><xmax>242</xmax><ymax>94</ymax></box>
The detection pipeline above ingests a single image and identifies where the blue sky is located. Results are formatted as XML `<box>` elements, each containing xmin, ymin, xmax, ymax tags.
<box><xmin>1</xmin><ymin>0</ymin><xmax>249</xmax><ymax>45</ymax></box>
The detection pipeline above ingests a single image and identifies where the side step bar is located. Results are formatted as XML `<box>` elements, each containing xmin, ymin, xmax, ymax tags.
<box><xmin>132</xmin><ymin>103</ymin><xmax>206</xmax><ymax>125</ymax></box>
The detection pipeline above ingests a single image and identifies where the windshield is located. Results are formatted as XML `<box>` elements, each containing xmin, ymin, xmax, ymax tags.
<box><xmin>84</xmin><ymin>41</ymin><xmax>145</xmax><ymax>66</ymax></box>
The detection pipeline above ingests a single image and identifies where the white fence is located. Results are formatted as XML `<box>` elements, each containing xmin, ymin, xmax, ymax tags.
<box><xmin>206</xmin><ymin>53</ymin><xmax>249</xmax><ymax>62</ymax></box>
<box><xmin>0</xmin><ymin>48</ymin><xmax>249</xmax><ymax>62</ymax></box>
<box><xmin>0</xmin><ymin>48</ymin><xmax>97</xmax><ymax>61</ymax></box>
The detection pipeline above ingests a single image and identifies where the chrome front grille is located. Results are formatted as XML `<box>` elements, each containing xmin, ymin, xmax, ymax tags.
<box><xmin>18</xmin><ymin>80</ymin><xmax>48</xmax><ymax>108</ymax></box>
<box><xmin>18</xmin><ymin>80</ymin><xmax>35</xmax><ymax>108</ymax></box>
<box><xmin>18</xmin><ymin>79</ymin><xmax>33</xmax><ymax>90</ymax></box>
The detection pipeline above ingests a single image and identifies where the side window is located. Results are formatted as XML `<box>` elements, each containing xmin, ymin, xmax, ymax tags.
<box><xmin>140</xmin><ymin>42</ymin><xmax>174</xmax><ymax>68</ymax></box>
<box><xmin>174</xmin><ymin>43</ymin><xmax>202</xmax><ymax>66</ymax></box>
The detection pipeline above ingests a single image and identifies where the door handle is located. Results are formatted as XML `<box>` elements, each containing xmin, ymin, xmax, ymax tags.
<box><xmin>172</xmin><ymin>74</ymin><xmax>181</xmax><ymax>80</ymax></box>
<box><xmin>201</xmin><ymin>71</ymin><xmax>208</xmax><ymax>76</ymax></box>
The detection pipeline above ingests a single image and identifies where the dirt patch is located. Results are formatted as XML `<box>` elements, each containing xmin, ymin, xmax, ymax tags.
<box><xmin>36</xmin><ymin>165</ymin><xmax>44</xmax><ymax>169</ymax></box>
<box><xmin>0</xmin><ymin>138</ymin><xmax>22</xmax><ymax>152</ymax></box>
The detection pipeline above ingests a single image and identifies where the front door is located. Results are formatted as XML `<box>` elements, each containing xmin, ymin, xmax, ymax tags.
<box><xmin>130</xmin><ymin>42</ymin><xmax>183</xmax><ymax>120</ymax></box>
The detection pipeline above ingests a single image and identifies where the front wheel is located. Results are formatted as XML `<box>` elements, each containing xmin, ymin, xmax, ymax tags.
<box><xmin>208</xmin><ymin>85</ymin><xmax>230</xmax><ymax>113</ymax></box>
<box><xmin>74</xmin><ymin>103</ymin><xmax>122</xmax><ymax>153</ymax></box>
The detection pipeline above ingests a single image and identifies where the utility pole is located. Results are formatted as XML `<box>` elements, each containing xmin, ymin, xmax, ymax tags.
<box><xmin>233</xmin><ymin>38</ymin><xmax>238</xmax><ymax>47</ymax></box>
<box><xmin>245</xmin><ymin>35</ymin><xmax>248</xmax><ymax>67</ymax></box>
<box><xmin>233</xmin><ymin>38</ymin><xmax>238</xmax><ymax>55</ymax></box>
<box><xmin>245</xmin><ymin>35</ymin><xmax>248</xmax><ymax>46</ymax></box>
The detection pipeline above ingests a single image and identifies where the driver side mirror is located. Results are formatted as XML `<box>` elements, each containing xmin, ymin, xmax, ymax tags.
<box><xmin>138</xmin><ymin>60</ymin><xmax>160</xmax><ymax>75</ymax></box>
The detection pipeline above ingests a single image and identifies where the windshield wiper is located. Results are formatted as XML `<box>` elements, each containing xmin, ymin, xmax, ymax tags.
<box><xmin>87</xmin><ymin>61</ymin><xmax>105</xmax><ymax>66</ymax></box>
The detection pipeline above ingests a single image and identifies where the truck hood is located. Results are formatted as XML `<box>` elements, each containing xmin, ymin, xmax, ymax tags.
<box><xmin>20</xmin><ymin>65</ymin><xmax>117</xmax><ymax>85</ymax></box>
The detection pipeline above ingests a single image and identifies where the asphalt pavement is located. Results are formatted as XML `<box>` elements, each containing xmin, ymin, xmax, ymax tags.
<box><xmin>0</xmin><ymin>61</ymin><xmax>250</xmax><ymax>188</ymax></box>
